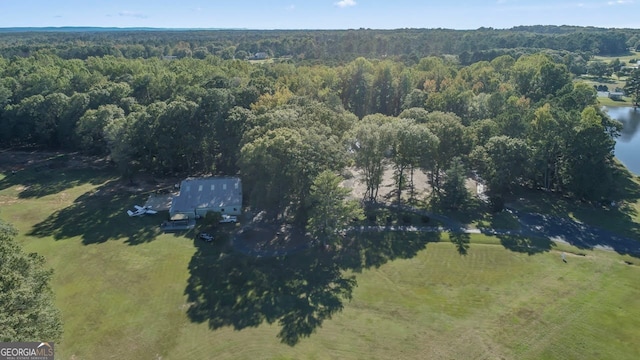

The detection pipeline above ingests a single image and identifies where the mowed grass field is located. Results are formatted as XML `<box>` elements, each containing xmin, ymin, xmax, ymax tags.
<box><xmin>1</xmin><ymin>163</ymin><xmax>640</xmax><ymax>359</ymax></box>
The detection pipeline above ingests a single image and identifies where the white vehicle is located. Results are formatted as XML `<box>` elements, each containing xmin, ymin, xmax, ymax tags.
<box><xmin>219</xmin><ymin>214</ymin><xmax>237</xmax><ymax>223</ymax></box>
<box><xmin>127</xmin><ymin>205</ymin><xmax>158</xmax><ymax>217</ymax></box>
<box><xmin>199</xmin><ymin>233</ymin><xmax>214</xmax><ymax>242</ymax></box>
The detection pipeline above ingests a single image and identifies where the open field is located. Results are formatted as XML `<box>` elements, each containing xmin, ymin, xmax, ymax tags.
<box><xmin>1</xmin><ymin>155</ymin><xmax>640</xmax><ymax>359</ymax></box>
<box><xmin>593</xmin><ymin>51</ymin><xmax>640</xmax><ymax>65</ymax></box>
<box><xmin>581</xmin><ymin>51</ymin><xmax>640</xmax><ymax>107</ymax></box>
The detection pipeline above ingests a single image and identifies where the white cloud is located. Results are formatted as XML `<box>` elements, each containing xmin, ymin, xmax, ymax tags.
<box><xmin>286</xmin><ymin>4</ymin><xmax>296</xmax><ymax>11</ymax></box>
<box><xmin>118</xmin><ymin>11</ymin><xmax>148</xmax><ymax>19</ymax></box>
<box><xmin>608</xmin><ymin>0</ymin><xmax>634</xmax><ymax>4</ymax></box>
<box><xmin>335</xmin><ymin>0</ymin><xmax>357</xmax><ymax>8</ymax></box>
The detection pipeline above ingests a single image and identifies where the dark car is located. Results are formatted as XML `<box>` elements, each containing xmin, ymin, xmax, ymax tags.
<box><xmin>199</xmin><ymin>233</ymin><xmax>214</xmax><ymax>242</ymax></box>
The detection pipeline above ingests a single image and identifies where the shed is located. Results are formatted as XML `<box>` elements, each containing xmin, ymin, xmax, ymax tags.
<box><xmin>169</xmin><ymin>177</ymin><xmax>242</xmax><ymax>220</ymax></box>
<box><xmin>608</xmin><ymin>91</ymin><xmax>625</xmax><ymax>100</ymax></box>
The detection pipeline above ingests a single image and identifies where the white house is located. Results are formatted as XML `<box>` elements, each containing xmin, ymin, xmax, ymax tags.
<box><xmin>169</xmin><ymin>177</ymin><xmax>242</xmax><ymax>220</ymax></box>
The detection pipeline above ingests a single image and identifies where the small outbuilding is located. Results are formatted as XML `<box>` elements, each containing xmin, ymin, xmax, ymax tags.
<box><xmin>169</xmin><ymin>177</ymin><xmax>242</xmax><ymax>220</ymax></box>
<box><xmin>608</xmin><ymin>91</ymin><xmax>625</xmax><ymax>100</ymax></box>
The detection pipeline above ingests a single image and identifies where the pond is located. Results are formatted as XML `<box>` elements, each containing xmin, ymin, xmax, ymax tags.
<box><xmin>604</xmin><ymin>106</ymin><xmax>640</xmax><ymax>175</ymax></box>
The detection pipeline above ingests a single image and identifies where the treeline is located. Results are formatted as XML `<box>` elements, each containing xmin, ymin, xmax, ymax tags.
<box><xmin>0</xmin><ymin>51</ymin><xmax>620</xmax><ymax>219</ymax></box>
<box><xmin>0</xmin><ymin>26</ymin><xmax>636</xmax><ymax>64</ymax></box>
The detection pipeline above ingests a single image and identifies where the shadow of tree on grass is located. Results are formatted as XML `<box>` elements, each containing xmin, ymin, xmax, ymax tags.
<box><xmin>0</xmin><ymin>156</ymin><xmax>113</xmax><ymax>198</ymax></box>
<box><xmin>185</xmin><ymin>243</ymin><xmax>355</xmax><ymax>346</ymax></box>
<box><xmin>28</xmin><ymin>181</ymin><xmax>161</xmax><ymax>245</ymax></box>
<box><xmin>450</xmin><ymin>233</ymin><xmax>470</xmax><ymax>255</ymax></box>
<box><xmin>499</xmin><ymin>234</ymin><xmax>556</xmax><ymax>255</ymax></box>
<box><xmin>185</xmin><ymin>230</ymin><xmax>440</xmax><ymax>346</ymax></box>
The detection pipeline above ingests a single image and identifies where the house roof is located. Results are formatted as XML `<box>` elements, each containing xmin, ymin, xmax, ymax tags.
<box><xmin>170</xmin><ymin>177</ymin><xmax>242</xmax><ymax>213</ymax></box>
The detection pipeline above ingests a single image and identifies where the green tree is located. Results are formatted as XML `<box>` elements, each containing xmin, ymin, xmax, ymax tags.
<box><xmin>624</xmin><ymin>68</ymin><xmax>640</xmax><ymax>107</ymax></box>
<box><xmin>0</xmin><ymin>220</ymin><xmax>63</xmax><ymax>342</ymax></box>
<box><xmin>76</xmin><ymin>104</ymin><xmax>126</xmax><ymax>154</ymax></box>
<box><xmin>390</xmin><ymin>119</ymin><xmax>438</xmax><ymax>203</ymax></box>
<box><xmin>440</xmin><ymin>157</ymin><xmax>470</xmax><ymax>210</ymax></box>
<box><xmin>528</xmin><ymin>103</ymin><xmax>562</xmax><ymax>191</ymax></box>
<box><xmin>471</xmin><ymin>136</ymin><xmax>530</xmax><ymax>195</ymax></box>
<box><xmin>586</xmin><ymin>60</ymin><xmax>612</xmax><ymax>78</ymax></box>
<box><xmin>561</xmin><ymin>107</ymin><xmax>618</xmax><ymax>200</ymax></box>
<box><xmin>423</xmin><ymin>111</ymin><xmax>470</xmax><ymax>195</ymax></box>
<box><xmin>371</xmin><ymin>62</ymin><xmax>397</xmax><ymax>115</ymax></box>
<box><xmin>350</xmin><ymin>116</ymin><xmax>395</xmax><ymax>202</ymax></box>
<box><xmin>307</xmin><ymin>171</ymin><xmax>364</xmax><ymax>248</ymax></box>
<box><xmin>341</xmin><ymin>57</ymin><xmax>374</xmax><ymax>118</ymax></box>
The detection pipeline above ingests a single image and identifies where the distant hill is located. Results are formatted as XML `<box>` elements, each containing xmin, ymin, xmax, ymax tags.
<box><xmin>0</xmin><ymin>27</ymin><xmax>246</xmax><ymax>33</ymax></box>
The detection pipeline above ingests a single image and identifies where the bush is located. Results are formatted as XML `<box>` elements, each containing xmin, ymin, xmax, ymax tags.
<box><xmin>421</xmin><ymin>215</ymin><xmax>430</xmax><ymax>224</ymax></box>
<box><xmin>402</xmin><ymin>215</ymin><xmax>412</xmax><ymax>224</ymax></box>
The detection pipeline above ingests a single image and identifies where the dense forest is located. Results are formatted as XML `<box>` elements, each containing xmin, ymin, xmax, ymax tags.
<box><xmin>0</xmin><ymin>27</ymin><xmax>624</xmax><ymax>222</ymax></box>
<box><xmin>0</xmin><ymin>26</ymin><xmax>637</xmax><ymax>65</ymax></box>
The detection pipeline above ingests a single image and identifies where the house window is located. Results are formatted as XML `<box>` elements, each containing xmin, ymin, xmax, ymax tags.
<box><xmin>198</xmin><ymin>185</ymin><xmax>203</xmax><ymax>191</ymax></box>
<box><xmin>211</xmin><ymin>185</ymin><xmax>215</xmax><ymax>191</ymax></box>
<box><xmin>233</xmin><ymin>208</ymin><xmax>237</xmax><ymax>211</ymax></box>
<box><xmin>221</xmin><ymin>208</ymin><xmax>225</xmax><ymax>212</ymax></box>
<box><xmin>234</xmin><ymin>182</ymin><xmax>239</xmax><ymax>189</ymax></box>
<box><xmin>223</xmin><ymin>183</ymin><xmax>227</xmax><ymax>190</ymax></box>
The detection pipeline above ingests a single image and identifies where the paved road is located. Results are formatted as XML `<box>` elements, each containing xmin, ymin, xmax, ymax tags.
<box><xmin>232</xmin><ymin>205</ymin><xmax>640</xmax><ymax>258</ymax></box>
<box><xmin>502</xmin><ymin>208</ymin><xmax>640</xmax><ymax>256</ymax></box>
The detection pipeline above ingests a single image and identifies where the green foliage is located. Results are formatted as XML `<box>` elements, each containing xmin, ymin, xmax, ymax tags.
<box><xmin>560</xmin><ymin>107</ymin><xmax>618</xmax><ymax>200</ymax></box>
<box><xmin>307</xmin><ymin>171</ymin><xmax>364</xmax><ymax>247</ymax></box>
<box><xmin>440</xmin><ymin>157</ymin><xmax>470</xmax><ymax>210</ymax></box>
<box><xmin>624</xmin><ymin>68</ymin><xmax>640</xmax><ymax>106</ymax></box>
<box><xmin>472</xmin><ymin>136</ymin><xmax>531</xmax><ymax>195</ymax></box>
<box><xmin>0</xmin><ymin>33</ymin><xmax>626</xmax><ymax>207</ymax></box>
<box><xmin>0</xmin><ymin>220</ymin><xmax>63</xmax><ymax>342</ymax></box>
<box><xmin>350</xmin><ymin>116</ymin><xmax>395</xmax><ymax>202</ymax></box>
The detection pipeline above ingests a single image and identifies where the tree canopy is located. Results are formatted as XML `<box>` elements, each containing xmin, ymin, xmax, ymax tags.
<box><xmin>0</xmin><ymin>220</ymin><xmax>63</xmax><ymax>342</ymax></box>
<box><xmin>0</xmin><ymin>32</ymin><xmax>623</xmax><ymax>219</ymax></box>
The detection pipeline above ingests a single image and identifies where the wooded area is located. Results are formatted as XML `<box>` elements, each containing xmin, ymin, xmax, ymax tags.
<box><xmin>0</xmin><ymin>27</ymin><xmax>627</xmax><ymax>221</ymax></box>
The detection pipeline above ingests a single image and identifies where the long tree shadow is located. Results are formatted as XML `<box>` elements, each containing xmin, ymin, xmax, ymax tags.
<box><xmin>0</xmin><ymin>154</ymin><xmax>112</xmax><ymax>198</ymax></box>
<box><xmin>338</xmin><ymin>231</ymin><xmax>441</xmax><ymax>272</ymax></box>
<box><xmin>28</xmin><ymin>181</ymin><xmax>161</xmax><ymax>245</ymax></box>
<box><xmin>185</xmin><ymin>242</ymin><xmax>355</xmax><ymax>346</ymax></box>
<box><xmin>450</xmin><ymin>233</ymin><xmax>470</xmax><ymax>255</ymax></box>
<box><xmin>185</xmin><ymin>229</ymin><xmax>440</xmax><ymax>346</ymax></box>
<box><xmin>507</xmin><ymin>165</ymin><xmax>640</xmax><ymax>250</ymax></box>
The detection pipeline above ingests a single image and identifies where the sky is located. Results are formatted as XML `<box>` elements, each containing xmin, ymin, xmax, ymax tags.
<box><xmin>0</xmin><ymin>0</ymin><xmax>638</xmax><ymax>30</ymax></box>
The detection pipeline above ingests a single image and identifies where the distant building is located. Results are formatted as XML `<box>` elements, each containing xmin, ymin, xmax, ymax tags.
<box><xmin>249</xmin><ymin>52</ymin><xmax>268</xmax><ymax>60</ymax></box>
<box><xmin>169</xmin><ymin>177</ymin><xmax>242</xmax><ymax>220</ymax></box>
<box><xmin>608</xmin><ymin>91</ymin><xmax>625</xmax><ymax>100</ymax></box>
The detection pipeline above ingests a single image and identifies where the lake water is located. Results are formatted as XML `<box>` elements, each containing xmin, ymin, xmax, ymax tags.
<box><xmin>604</xmin><ymin>106</ymin><xmax>640</xmax><ymax>175</ymax></box>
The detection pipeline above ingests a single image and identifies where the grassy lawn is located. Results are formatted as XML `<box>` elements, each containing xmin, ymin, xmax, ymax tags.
<box><xmin>598</xmin><ymin>96</ymin><xmax>634</xmax><ymax>107</ymax></box>
<box><xmin>593</xmin><ymin>51</ymin><xmax>640</xmax><ymax>65</ymax></box>
<box><xmin>1</xmin><ymin>161</ymin><xmax>640</xmax><ymax>359</ymax></box>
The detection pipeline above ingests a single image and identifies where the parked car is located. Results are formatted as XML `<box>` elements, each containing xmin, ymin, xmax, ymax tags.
<box><xmin>199</xmin><ymin>233</ymin><xmax>214</xmax><ymax>242</ymax></box>
<box><xmin>219</xmin><ymin>214</ymin><xmax>238</xmax><ymax>223</ymax></box>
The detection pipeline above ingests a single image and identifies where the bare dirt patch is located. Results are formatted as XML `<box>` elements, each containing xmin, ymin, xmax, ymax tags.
<box><xmin>341</xmin><ymin>166</ymin><xmax>482</xmax><ymax>203</ymax></box>
<box><xmin>341</xmin><ymin>166</ymin><xmax>433</xmax><ymax>202</ymax></box>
